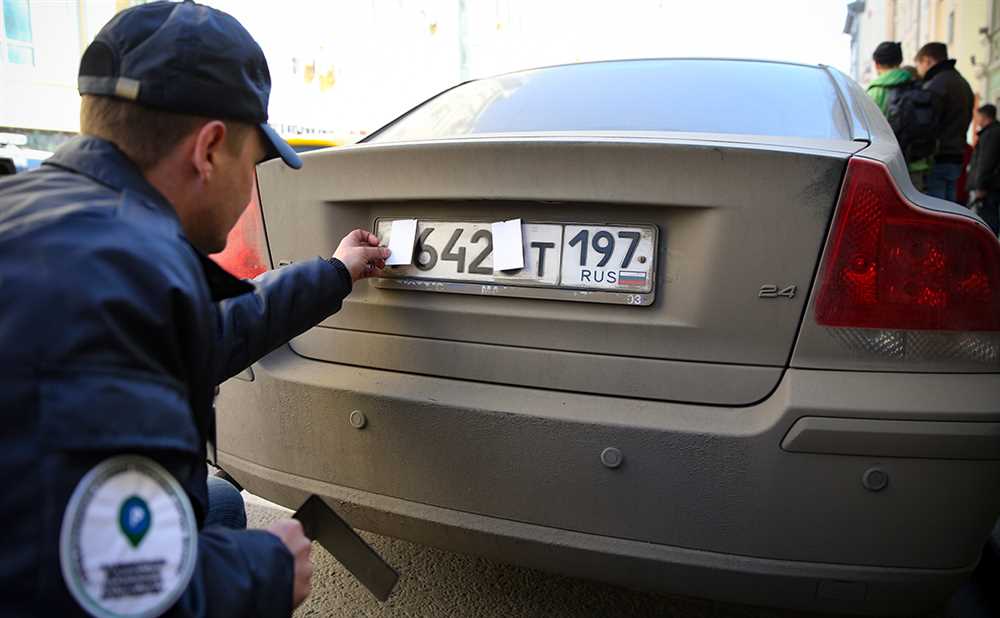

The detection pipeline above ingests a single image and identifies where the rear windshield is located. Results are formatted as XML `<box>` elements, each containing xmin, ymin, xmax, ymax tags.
<box><xmin>369</xmin><ymin>59</ymin><xmax>850</xmax><ymax>143</ymax></box>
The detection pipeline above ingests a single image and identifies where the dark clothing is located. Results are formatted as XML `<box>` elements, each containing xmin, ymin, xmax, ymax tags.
<box><xmin>866</xmin><ymin>67</ymin><xmax>912</xmax><ymax>114</ymax></box>
<box><xmin>968</xmin><ymin>122</ymin><xmax>1000</xmax><ymax>235</ymax></box>
<box><xmin>0</xmin><ymin>136</ymin><xmax>352</xmax><ymax>617</ymax></box>
<box><xmin>947</xmin><ymin>520</ymin><xmax>1000</xmax><ymax>617</ymax></box>
<box><xmin>927</xmin><ymin>161</ymin><xmax>963</xmax><ymax>202</ymax></box>
<box><xmin>968</xmin><ymin>122</ymin><xmax>1000</xmax><ymax>194</ymax></box>
<box><xmin>866</xmin><ymin>68</ymin><xmax>932</xmax><ymax>174</ymax></box>
<box><xmin>956</xmin><ymin>142</ymin><xmax>974</xmax><ymax>205</ymax></box>
<box><xmin>979</xmin><ymin>193</ymin><xmax>1000</xmax><ymax>236</ymax></box>
<box><xmin>922</xmin><ymin>59</ymin><xmax>974</xmax><ymax>163</ymax></box>
<box><xmin>205</xmin><ymin>476</ymin><xmax>248</xmax><ymax>529</ymax></box>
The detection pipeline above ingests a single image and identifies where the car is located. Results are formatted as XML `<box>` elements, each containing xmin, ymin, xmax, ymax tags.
<box><xmin>212</xmin><ymin>58</ymin><xmax>1000</xmax><ymax>615</ymax></box>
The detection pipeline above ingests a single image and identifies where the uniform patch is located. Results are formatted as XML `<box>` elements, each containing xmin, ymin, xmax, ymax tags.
<box><xmin>59</xmin><ymin>455</ymin><xmax>197</xmax><ymax>618</ymax></box>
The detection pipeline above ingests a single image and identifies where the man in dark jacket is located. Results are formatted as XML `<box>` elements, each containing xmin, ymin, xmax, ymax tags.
<box><xmin>0</xmin><ymin>2</ymin><xmax>389</xmax><ymax>616</ymax></box>
<box><xmin>968</xmin><ymin>104</ymin><xmax>1000</xmax><ymax>235</ymax></box>
<box><xmin>866</xmin><ymin>41</ymin><xmax>932</xmax><ymax>190</ymax></box>
<box><xmin>915</xmin><ymin>42</ymin><xmax>975</xmax><ymax>202</ymax></box>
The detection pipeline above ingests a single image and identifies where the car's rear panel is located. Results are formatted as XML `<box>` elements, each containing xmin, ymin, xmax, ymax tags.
<box><xmin>216</xmin><ymin>60</ymin><xmax>1000</xmax><ymax>615</ymax></box>
<box><xmin>257</xmin><ymin>136</ymin><xmax>856</xmax><ymax>406</ymax></box>
<box><xmin>218</xmin><ymin>348</ymin><xmax>1000</xmax><ymax>615</ymax></box>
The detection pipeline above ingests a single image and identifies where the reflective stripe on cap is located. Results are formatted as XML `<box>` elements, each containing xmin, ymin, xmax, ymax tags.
<box><xmin>79</xmin><ymin>76</ymin><xmax>141</xmax><ymax>101</ymax></box>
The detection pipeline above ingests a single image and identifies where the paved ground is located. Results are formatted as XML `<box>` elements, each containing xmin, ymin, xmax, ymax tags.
<box><xmin>244</xmin><ymin>493</ymin><xmax>858</xmax><ymax>618</ymax></box>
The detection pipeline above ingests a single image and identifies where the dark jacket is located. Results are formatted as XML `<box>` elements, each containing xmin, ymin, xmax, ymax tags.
<box><xmin>968</xmin><ymin>122</ymin><xmax>1000</xmax><ymax>193</ymax></box>
<box><xmin>0</xmin><ymin>137</ymin><xmax>353</xmax><ymax>617</ymax></box>
<box><xmin>922</xmin><ymin>59</ymin><xmax>974</xmax><ymax>162</ymax></box>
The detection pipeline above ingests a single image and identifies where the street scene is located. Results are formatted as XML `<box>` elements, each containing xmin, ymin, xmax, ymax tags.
<box><xmin>1</xmin><ymin>1</ymin><xmax>999</xmax><ymax>617</ymax></box>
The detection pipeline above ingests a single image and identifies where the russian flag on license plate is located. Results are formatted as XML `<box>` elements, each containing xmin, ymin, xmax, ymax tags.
<box><xmin>619</xmin><ymin>270</ymin><xmax>647</xmax><ymax>286</ymax></box>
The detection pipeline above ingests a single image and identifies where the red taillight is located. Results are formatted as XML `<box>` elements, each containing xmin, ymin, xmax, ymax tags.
<box><xmin>210</xmin><ymin>180</ymin><xmax>269</xmax><ymax>279</ymax></box>
<box><xmin>815</xmin><ymin>157</ymin><xmax>1000</xmax><ymax>331</ymax></box>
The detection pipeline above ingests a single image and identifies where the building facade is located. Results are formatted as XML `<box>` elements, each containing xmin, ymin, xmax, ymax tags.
<box><xmin>0</xmin><ymin>0</ymin><xmax>542</xmax><ymax>149</ymax></box>
<box><xmin>845</xmin><ymin>0</ymin><xmax>991</xmax><ymax>103</ymax></box>
<box><xmin>0</xmin><ymin>0</ymin><xmax>476</xmax><ymax>148</ymax></box>
<box><xmin>0</xmin><ymin>1</ymin><xmax>160</xmax><ymax>147</ymax></box>
<box><xmin>846</xmin><ymin>0</ymin><xmax>891</xmax><ymax>86</ymax></box>
<box><xmin>987</xmin><ymin>0</ymin><xmax>1000</xmax><ymax>103</ymax></box>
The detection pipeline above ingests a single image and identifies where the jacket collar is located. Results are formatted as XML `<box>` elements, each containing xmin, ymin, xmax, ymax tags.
<box><xmin>45</xmin><ymin>135</ymin><xmax>178</xmax><ymax>218</ymax></box>
<box><xmin>978</xmin><ymin>121</ymin><xmax>997</xmax><ymax>137</ymax></box>
<box><xmin>868</xmin><ymin>67</ymin><xmax>911</xmax><ymax>88</ymax></box>
<box><xmin>44</xmin><ymin>136</ymin><xmax>253</xmax><ymax>301</ymax></box>
<box><xmin>924</xmin><ymin>58</ymin><xmax>957</xmax><ymax>82</ymax></box>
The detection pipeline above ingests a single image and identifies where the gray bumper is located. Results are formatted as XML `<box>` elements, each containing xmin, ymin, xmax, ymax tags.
<box><xmin>216</xmin><ymin>344</ymin><xmax>1000</xmax><ymax>615</ymax></box>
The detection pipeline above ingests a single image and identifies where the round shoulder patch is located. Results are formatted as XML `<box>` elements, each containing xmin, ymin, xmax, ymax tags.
<box><xmin>60</xmin><ymin>455</ymin><xmax>198</xmax><ymax>618</ymax></box>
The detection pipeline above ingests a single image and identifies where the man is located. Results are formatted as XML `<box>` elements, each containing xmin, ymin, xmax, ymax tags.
<box><xmin>866</xmin><ymin>41</ymin><xmax>932</xmax><ymax>191</ymax></box>
<box><xmin>967</xmin><ymin>104</ymin><xmax>1000</xmax><ymax>235</ymax></box>
<box><xmin>0</xmin><ymin>2</ymin><xmax>389</xmax><ymax>616</ymax></box>
<box><xmin>867</xmin><ymin>42</ymin><xmax>909</xmax><ymax>112</ymax></box>
<box><xmin>915</xmin><ymin>42</ymin><xmax>975</xmax><ymax>202</ymax></box>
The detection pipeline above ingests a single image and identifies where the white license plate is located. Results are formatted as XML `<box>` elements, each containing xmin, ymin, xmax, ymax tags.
<box><xmin>373</xmin><ymin>220</ymin><xmax>657</xmax><ymax>306</ymax></box>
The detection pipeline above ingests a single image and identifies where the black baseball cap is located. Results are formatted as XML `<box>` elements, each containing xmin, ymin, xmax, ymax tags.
<box><xmin>872</xmin><ymin>41</ymin><xmax>903</xmax><ymax>67</ymax></box>
<box><xmin>78</xmin><ymin>0</ymin><xmax>301</xmax><ymax>169</ymax></box>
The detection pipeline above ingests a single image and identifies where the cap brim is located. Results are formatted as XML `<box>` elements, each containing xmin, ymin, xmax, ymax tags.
<box><xmin>259</xmin><ymin>123</ymin><xmax>302</xmax><ymax>169</ymax></box>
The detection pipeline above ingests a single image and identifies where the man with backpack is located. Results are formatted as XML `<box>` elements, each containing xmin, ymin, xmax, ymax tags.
<box><xmin>967</xmin><ymin>104</ymin><xmax>1000</xmax><ymax>235</ymax></box>
<box><xmin>915</xmin><ymin>42</ymin><xmax>975</xmax><ymax>203</ymax></box>
<box><xmin>866</xmin><ymin>41</ymin><xmax>932</xmax><ymax>191</ymax></box>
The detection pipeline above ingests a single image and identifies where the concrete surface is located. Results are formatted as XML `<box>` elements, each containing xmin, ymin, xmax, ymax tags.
<box><xmin>244</xmin><ymin>493</ymin><xmax>856</xmax><ymax>618</ymax></box>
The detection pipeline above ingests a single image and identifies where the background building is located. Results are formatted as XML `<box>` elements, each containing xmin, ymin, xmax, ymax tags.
<box><xmin>987</xmin><ymin>0</ymin><xmax>1000</xmax><ymax>103</ymax></box>
<box><xmin>2</xmin><ymin>0</ymin><xmax>851</xmax><ymax>152</ymax></box>
<box><xmin>844</xmin><ymin>0</ymin><xmax>991</xmax><ymax>103</ymax></box>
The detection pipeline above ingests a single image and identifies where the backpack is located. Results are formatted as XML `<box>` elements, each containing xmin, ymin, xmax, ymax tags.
<box><xmin>885</xmin><ymin>82</ymin><xmax>939</xmax><ymax>163</ymax></box>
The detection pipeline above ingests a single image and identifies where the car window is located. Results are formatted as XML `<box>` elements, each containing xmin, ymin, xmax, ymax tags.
<box><xmin>369</xmin><ymin>59</ymin><xmax>851</xmax><ymax>142</ymax></box>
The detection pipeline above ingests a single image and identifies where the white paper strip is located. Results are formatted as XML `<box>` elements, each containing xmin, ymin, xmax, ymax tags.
<box><xmin>491</xmin><ymin>218</ymin><xmax>525</xmax><ymax>272</ymax></box>
<box><xmin>384</xmin><ymin>219</ymin><xmax>418</xmax><ymax>266</ymax></box>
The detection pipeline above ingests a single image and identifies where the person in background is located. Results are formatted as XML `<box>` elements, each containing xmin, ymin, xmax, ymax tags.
<box><xmin>956</xmin><ymin>141</ymin><xmax>974</xmax><ymax>206</ymax></box>
<box><xmin>915</xmin><ymin>42</ymin><xmax>975</xmax><ymax>203</ymax></box>
<box><xmin>866</xmin><ymin>42</ymin><xmax>931</xmax><ymax>191</ymax></box>
<box><xmin>967</xmin><ymin>103</ymin><xmax>1000</xmax><ymax>235</ymax></box>
<box><xmin>867</xmin><ymin>42</ymin><xmax>910</xmax><ymax>111</ymax></box>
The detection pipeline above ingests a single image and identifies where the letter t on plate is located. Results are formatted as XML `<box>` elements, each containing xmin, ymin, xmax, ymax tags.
<box><xmin>491</xmin><ymin>219</ymin><xmax>524</xmax><ymax>271</ymax></box>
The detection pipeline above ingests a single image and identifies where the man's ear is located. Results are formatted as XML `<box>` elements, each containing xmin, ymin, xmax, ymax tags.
<box><xmin>191</xmin><ymin>120</ymin><xmax>227</xmax><ymax>181</ymax></box>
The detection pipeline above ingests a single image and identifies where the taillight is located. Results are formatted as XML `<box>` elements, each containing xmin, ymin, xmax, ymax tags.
<box><xmin>210</xmin><ymin>179</ymin><xmax>269</xmax><ymax>279</ymax></box>
<box><xmin>815</xmin><ymin>157</ymin><xmax>1000</xmax><ymax>332</ymax></box>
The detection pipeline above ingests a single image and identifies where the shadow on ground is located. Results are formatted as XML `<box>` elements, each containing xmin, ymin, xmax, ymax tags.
<box><xmin>245</xmin><ymin>493</ymin><xmax>884</xmax><ymax>618</ymax></box>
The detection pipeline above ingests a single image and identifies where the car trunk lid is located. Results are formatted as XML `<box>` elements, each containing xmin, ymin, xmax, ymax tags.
<box><xmin>257</xmin><ymin>135</ymin><xmax>862</xmax><ymax>405</ymax></box>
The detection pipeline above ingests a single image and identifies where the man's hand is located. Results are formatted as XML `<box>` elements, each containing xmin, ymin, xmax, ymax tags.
<box><xmin>333</xmin><ymin>229</ymin><xmax>391</xmax><ymax>283</ymax></box>
<box><xmin>267</xmin><ymin>519</ymin><xmax>313</xmax><ymax>609</ymax></box>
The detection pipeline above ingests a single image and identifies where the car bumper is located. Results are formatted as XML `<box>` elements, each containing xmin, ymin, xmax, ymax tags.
<box><xmin>216</xmin><ymin>344</ymin><xmax>1000</xmax><ymax>615</ymax></box>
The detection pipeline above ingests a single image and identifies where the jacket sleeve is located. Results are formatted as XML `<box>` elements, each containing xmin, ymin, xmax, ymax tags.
<box><xmin>867</xmin><ymin>85</ymin><xmax>887</xmax><ymax>115</ymax></box>
<box><xmin>922</xmin><ymin>78</ymin><xmax>945</xmax><ymax>125</ymax></box>
<box><xmin>180</xmin><ymin>528</ymin><xmax>294</xmax><ymax>617</ymax></box>
<box><xmin>42</xmin><ymin>369</ymin><xmax>295</xmax><ymax>617</ymax></box>
<box><xmin>212</xmin><ymin>256</ymin><xmax>353</xmax><ymax>382</ymax></box>
<box><xmin>39</xmin><ymin>238</ymin><xmax>296</xmax><ymax>617</ymax></box>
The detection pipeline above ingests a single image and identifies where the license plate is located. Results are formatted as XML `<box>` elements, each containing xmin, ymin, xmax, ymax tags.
<box><xmin>373</xmin><ymin>220</ymin><xmax>657</xmax><ymax>306</ymax></box>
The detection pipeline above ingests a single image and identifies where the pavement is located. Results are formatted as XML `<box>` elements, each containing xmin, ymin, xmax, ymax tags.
<box><xmin>244</xmin><ymin>493</ymin><xmax>857</xmax><ymax>618</ymax></box>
